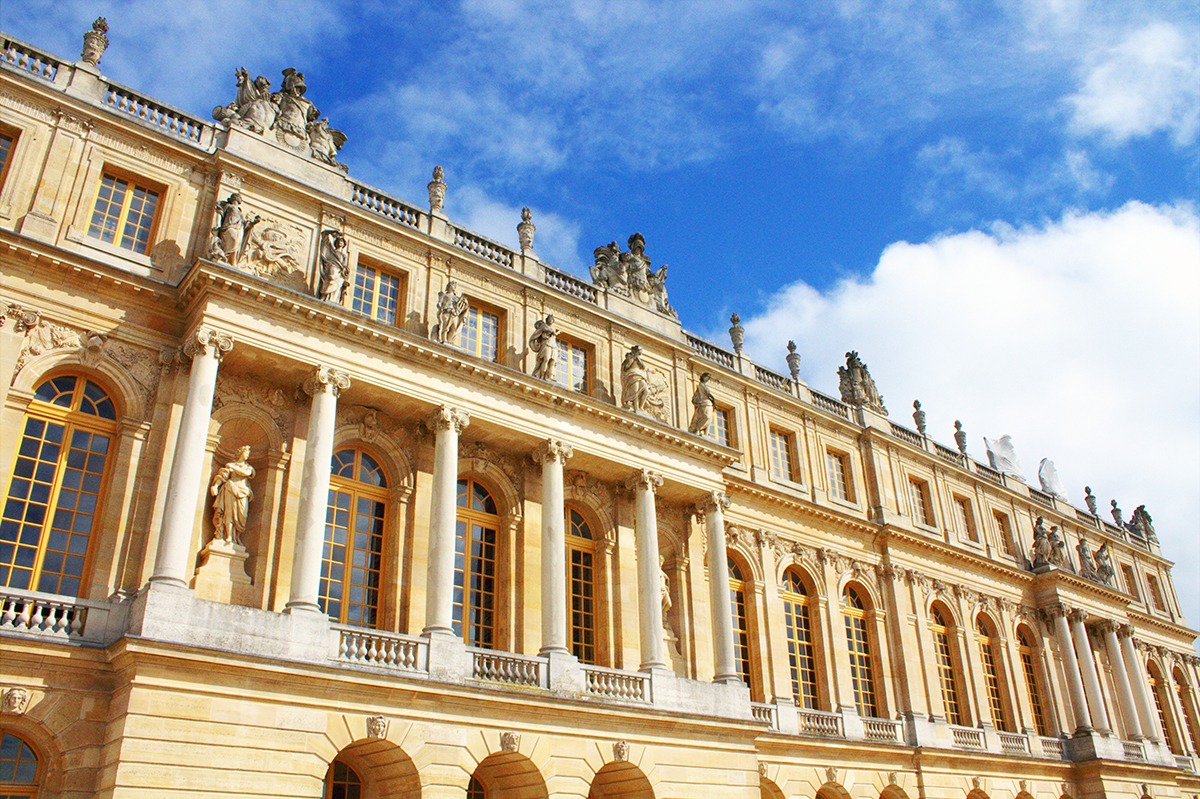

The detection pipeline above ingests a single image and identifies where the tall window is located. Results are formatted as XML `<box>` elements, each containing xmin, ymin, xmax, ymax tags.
<box><xmin>324</xmin><ymin>760</ymin><xmax>363</xmax><ymax>799</ymax></box>
<box><xmin>729</xmin><ymin>557</ymin><xmax>756</xmax><ymax>696</ymax></box>
<box><xmin>320</xmin><ymin>449</ymin><xmax>387</xmax><ymax>627</ymax></box>
<box><xmin>0</xmin><ymin>130</ymin><xmax>16</xmax><ymax>191</ymax></box>
<box><xmin>455</xmin><ymin>478</ymin><xmax>499</xmax><ymax>647</ymax></box>
<box><xmin>0</xmin><ymin>732</ymin><xmax>39</xmax><ymax>797</ymax></box>
<box><xmin>351</xmin><ymin>261</ymin><xmax>403</xmax><ymax>325</ymax></box>
<box><xmin>954</xmin><ymin>496</ymin><xmax>978</xmax><ymax>541</ymax></box>
<box><xmin>826</xmin><ymin>450</ymin><xmax>853</xmax><ymax>501</ymax></box>
<box><xmin>2</xmin><ymin>374</ymin><xmax>117</xmax><ymax>596</ymax></box>
<box><xmin>458</xmin><ymin>304</ymin><xmax>501</xmax><ymax>362</ymax></box>
<box><xmin>768</xmin><ymin>429</ymin><xmax>797</xmax><ymax>482</ymax></box>
<box><xmin>993</xmin><ymin>511</ymin><xmax>1017</xmax><ymax>557</ymax></box>
<box><xmin>781</xmin><ymin>568</ymin><xmax>819</xmax><ymax>709</ymax></box>
<box><xmin>976</xmin><ymin>617</ymin><xmax>1011</xmax><ymax>731</ymax></box>
<box><xmin>1017</xmin><ymin>626</ymin><xmax>1050</xmax><ymax>736</ymax></box>
<box><xmin>555</xmin><ymin>337</ymin><xmax>590</xmax><ymax>394</ymax></box>
<box><xmin>709</xmin><ymin>407</ymin><xmax>732</xmax><ymax>446</ymax></box>
<box><xmin>1174</xmin><ymin>668</ymin><xmax>1200</xmax><ymax>755</ymax></box>
<box><xmin>1121</xmin><ymin>564</ymin><xmax>1140</xmax><ymax>600</ymax></box>
<box><xmin>930</xmin><ymin>605</ymin><xmax>965</xmax><ymax>725</ymax></box>
<box><xmin>1149</xmin><ymin>663</ymin><xmax>1181</xmax><ymax>754</ymax></box>
<box><xmin>87</xmin><ymin>172</ymin><xmax>159</xmax><ymax>254</ymax></box>
<box><xmin>1146</xmin><ymin>574</ymin><xmax>1167</xmax><ymax>612</ymax></box>
<box><xmin>843</xmin><ymin>586</ymin><xmax>878</xmax><ymax>717</ymax></box>
<box><xmin>908</xmin><ymin>478</ymin><xmax>933</xmax><ymax>526</ymax></box>
<box><xmin>566</xmin><ymin>507</ymin><xmax>597</xmax><ymax>664</ymax></box>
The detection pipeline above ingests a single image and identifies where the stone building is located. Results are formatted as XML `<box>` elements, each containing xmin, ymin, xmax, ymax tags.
<box><xmin>1</xmin><ymin>23</ymin><xmax>1199</xmax><ymax>799</ymax></box>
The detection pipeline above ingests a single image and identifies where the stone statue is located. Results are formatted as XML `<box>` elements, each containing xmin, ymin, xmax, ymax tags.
<box><xmin>1030</xmin><ymin>516</ymin><xmax>1052</xmax><ymax>569</ymax></box>
<box><xmin>316</xmin><ymin>230</ymin><xmax>349</xmax><ymax>304</ymax></box>
<box><xmin>307</xmin><ymin>118</ymin><xmax>347</xmax><ymax>170</ymax></box>
<box><xmin>589</xmin><ymin>234</ymin><xmax>676</xmax><ymax>316</ymax></box>
<box><xmin>621</xmin><ymin>345</ymin><xmax>651</xmax><ymax>414</ymax></box>
<box><xmin>80</xmin><ymin>17</ymin><xmax>109</xmax><ymax>66</ymax></box>
<box><xmin>687</xmin><ymin>372</ymin><xmax>715</xmax><ymax>436</ymax></box>
<box><xmin>210</xmin><ymin>445</ymin><xmax>254</xmax><ymax>546</ymax></box>
<box><xmin>647</xmin><ymin>263</ymin><xmax>674</xmax><ymax>317</ymax></box>
<box><xmin>272</xmin><ymin>68</ymin><xmax>319</xmax><ymax>151</ymax></box>
<box><xmin>984</xmin><ymin>435</ymin><xmax>1024</xmax><ymax>480</ymax></box>
<box><xmin>1084</xmin><ymin>486</ymin><xmax>1098</xmax><ymax>516</ymax></box>
<box><xmin>953</xmin><ymin>421</ymin><xmax>967</xmax><ymax>455</ymax></box>
<box><xmin>621</xmin><ymin>233</ymin><xmax>651</xmax><ymax>292</ymax></box>
<box><xmin>659</xmin><ymin>557</ymin><xmax>672</xmax><ymax>618</ymax></box>
<box><xmin>208</xmin><ymin>193</ymin><xmax>259</xmax><ymax>266</ymax></box>
<box><xmin>1038</xmin><ymin>458</ymin><xmax>1068</xmax><ymax>500</ymax></box>
<box><xmin>912</xmin><ymin>400</ymin><xmax>927</xmax><ymax>435</ymax></box>
<box><xmin>728</xmin><ymin>314</ymin><xmax>744</xmax><ymax>354</ymax></box>
<box><xmin>837</xmin><ymin>351</ymin><xmax>886</xmax><ymax>414</ymax></box>
<box><xmin>1076</xmin><ymin>538</ymin><xmax>1099</xmax><ymax>581</ymax></box>
<box><xmin>1047</xmin><ymin>526</ymin><xmax>1072</xmax><ymax>571</ymax></box>
<box><xmin>590</xmin><ymin>242</ymin><xmax>624</xmax><ymax>290</ymax></box>
<box><xmin>517</xmin><ymin>207</ymin><xmax>535</xmax><ymax>252</ymax></box>
<box><xmin>428</xmin><ymin>165</ymin><xmax>446</xmax><ymax>213</ymax></box>
<box><xmin>786</xmin><ymin>341</ymin><xmax>801</xmax><ymax>384</ymax></box>
<box><xmin>433</xmin><ymin>280</ymin><xmax>469</xmax><ymax>345</ymax></box>
<box><xmin>366</xmin><ymin>715</ymin><xmax>388</xmax><ymax>739</ymax></box>
<box><xmin>1129</xmin><ymin>505</ymin><xmax>1157</xmax><ymax>542</ymax></box>
<box><xmin>1110</xmin><ymin>500</ymin><xmax>1124</xmax><ymax>528</ymax></box>
<box><xmin>213</xmin><ymin>68</ymin><xmax>277</xmax><ymax>134</ymax></box>
<box><xmin>528</xmin><ymin>315</ymin><xmax>558</xmax><ymax>381</ymax></box>
<box><xmin>212</xmin><ymin>66</ymin><xmax>346</xmax><ymax>165</ymax></box>
<box><xmin>1094</xmin><ymin>542</ymin><xmax>1115</xmax><ymax>585</ymax></box>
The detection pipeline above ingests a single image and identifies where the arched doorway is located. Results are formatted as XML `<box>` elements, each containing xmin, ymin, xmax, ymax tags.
<box><xmin>589</xmin><ymin>761</ymin><xmax>654</xmax><ymax>799</ymax></box>
<box><xmin>322</xmin><ymin>738</ymin><xmax>420</xmax><ymax>799</ymax></box>
<box><xmin>469</xmin><ymin>751</ymin><xmax>549</xmax><ymax>799</ymax></box>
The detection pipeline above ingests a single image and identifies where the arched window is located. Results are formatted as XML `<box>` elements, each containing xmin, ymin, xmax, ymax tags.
<box><xmin>0</xmin><ymin>731</ymin><xmax>39</xmax><ymax>798</ymax></box>
<box><xmin>456</xmin><ymin>477</ymin><xmax>499</xmax><ymax>648</ymax></box>
<box><xmin>1017</xmin><ymin>626</ymin><xmax>1050</xmax><ymax>736</ymax></box>
<box><xmin>975</xmin><ymin>616</ymin><xmax>1012</xmax><ymax>732</ymax></box>
<box><xmin>566</xmin><ymin>507</ymin><xmax>597</xmax><ymax>664</ymax></box>
<box><xmin>1174</xmin><ymin>667</ymin><xmax>1200</xmax><ymax>754</ymax></box>
<box><xmin>2</xmin><ymin>374</ymin><xmax>118</xmax><ymax>597</ymax></box>
<box><xmin>930</xmin><ymin>605</ymin><xmax>966</xmax><ymax>725</ymax></box>
<box><xmin>781</xmin><ymin>567</ymin><xmax>819</xmax><ymax>709</ymax></box>
<box><xmin>324</xmin><ymin>759</ymin><xmax>363</xmax><ymax>799</ymax></box>
<box><xmin>467</xmin><ymin>775</ymin><xmax>487</xmax><ymax>799</ymax></box>
<box><xmin>729</xmin><ymin>557</ymin><xmax>757</xmax><ymax>696</ymax></box>
<box><xmin>1148</xmin><ymin>662</ymin><xmax>1181</xmax><ymax>754</ymax></box>
<box><xmin>320</xmin><ymin>448</ymin><xmax>387</xmax><ymax>627</ymax></box>
<box><xmin>843</xmin><ymin>585</ymin><xmax>879</xmax><ymax>717</ymax></box>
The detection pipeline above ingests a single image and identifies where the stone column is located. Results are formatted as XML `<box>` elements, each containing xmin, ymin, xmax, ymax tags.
<box><xmin>698</xmin><ymin>491</ymin><xmax>738</xmax><ymax>683</ymax></box>
<box><xmin>1049</xmin><ymin>605</ymin><xmax>1093</xmax><ymax>733</ymax></box>
<box><xmin>538</xmin><ymin>439</ymin><xmax>573</xmax><ymax>655</ymax></box>
<box><xmin>285</xmin><ymin>366</ymin><xmax>351</xmax><ymax>613</ymax></box>
<box><xmin>1070</xmin><ymin>609</ymin><xmax>1112</xmax><ymax>734</ymax></box>
<box><xmin>1119</xmin><ymin>625</ymin><xmax>1163</xmax><ymax>742</ymax></box>
<box><xmin>1099</xmin><ymin>620</ymin><xmax>1145</xmax><ymax>740</ymax></box>
<box><xmin>627</xmin><ymin>469</ymin><xmax>666</xmax><ymax>671</ymax></box>
<box><xmin>151</xmin><ymin>327</ymin><xmax>233</xmax><ymax>586</ymax></box>
<box><xmin>422</xmin><ymin>406</ymin><xmax>470</xmax><ymax>637</ymax></box>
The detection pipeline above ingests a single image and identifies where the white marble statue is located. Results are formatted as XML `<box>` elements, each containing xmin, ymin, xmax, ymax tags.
<box><xmin>621</xmin><ymin>345</ymin><xmax>651</xmax><ymax>414</ymax></box>
<box><xmin>528</xmin><ymin>315</ymin><xmax>558</xmax><ymax>381</ymax></box>
<box><xmin>687</xmin><ymin>372</ymin><xmax>715</xmax><ymax>436</ymax></box>
<box><xmin>1038</xmin><ymin>458</ymin><xmax>1068</xmax><ymax>500</ymax></box>
<box><xmin>983</xmin><ymin>435</ymin><xmax>1024</xmax><ymax>480</ymax></box>
<box><xmin>433</xmin><ymin>280</ymin><xmax>469</xmax><ymax>345</ymax></box>
<box><xmin>208</xmin><ymin>193</ymin><xmax>260</xmax><ymax>266</ymax></box>
<box><xmin>210</xmin><ymin>445</ymin><xmax>254</xmax><ymax>546</ymax></box>
<box><xmin>316</xmin><ymin>230</ymin><xmax>349</xmax><ymax>303</ymax></box>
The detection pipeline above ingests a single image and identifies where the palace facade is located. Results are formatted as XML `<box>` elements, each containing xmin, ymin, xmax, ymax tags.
<box><xmin>1</xmin><ymin>22</ymin><xmax>1198</xmax><ymax>799</ymax></box>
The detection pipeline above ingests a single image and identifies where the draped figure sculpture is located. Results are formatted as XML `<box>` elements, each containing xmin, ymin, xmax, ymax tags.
<box><xmin>210</xmin><ymin>445</ymin><xmax>254</xmax><ymax>546</ymax></box>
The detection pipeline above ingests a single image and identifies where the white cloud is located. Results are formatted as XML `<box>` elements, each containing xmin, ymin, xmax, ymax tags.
<box><xmin>1068</xmin><ymin>21</ymin><xmax>1200</xmax><ymax>146</ymax></box>
<box><xmin>741</xmin><ymin>201</ymin><xmax>1200</xmax><ymax>620</ymax></box>
<box><xmin>452</xmin><ymin>185</ymin><xmax>583</xmax><ymax>274</ymax></box>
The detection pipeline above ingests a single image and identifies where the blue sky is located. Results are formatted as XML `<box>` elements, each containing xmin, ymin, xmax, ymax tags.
<box><xmin>5</xmin><ymin>2</ymin><xmax>1199</xmax><ymax>624</ymax></box>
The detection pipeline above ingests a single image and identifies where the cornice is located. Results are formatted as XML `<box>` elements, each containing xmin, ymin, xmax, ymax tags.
<box><xmin>724</xmin><ymin>473</ymin><xmax>878</xmax><ymax>537</ymax></box>
<box><xmin>1126</xmin><ymin>607</ymin><xmax>1200</xmax><ymax>641</ymax></box>
<box><xmin>877</xmin><ymin>526</ymin><xmax>1036</xmax><ymax>584</ymax></box>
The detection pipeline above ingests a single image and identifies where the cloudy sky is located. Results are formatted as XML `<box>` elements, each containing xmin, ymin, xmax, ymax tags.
<box><xmin>6</xmin><ymin>2</ymin><xmax>1198</xmax><ymax>623</ymax></box>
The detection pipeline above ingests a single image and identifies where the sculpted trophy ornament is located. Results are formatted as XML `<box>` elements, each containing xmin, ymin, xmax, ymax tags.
<box><xmin>528</xmin><ymin>315</ymin><xmax>559</xmax><ymax>381</ymax></box>
<box><xmin>428</xmin><ymin>166</ymin><xmax>447</xmax><ymax>213</ymax></box>
<box><xmin>1110</xmin><ymin>499</ymin><xmax>1124</xmax><ymax>528</ymax></box>
<box><xmin>728</xmin><ymin>313</ymin><xmax>744</xmax><ymax>354</ymax></box>
<box><xmin>837</xmin><ymin>351</ymin><xmax>886</xmax><ymax>414</ymax></box>
<box><xmin>1084</xmin><ymin>486</ymin><xmax>1098</xmax><ymax>516</ymax></box>
<box><xmin>589</xmin><ymin>234</ymin><xmax>676</xmax><ymax>317</ymax></box>
<box><xmin>80</xmin><ymin>17</ymin><xmax>109</xmax><ymax>66</ymax></box>
<box><xmin>912</xmin><ymin>400</ymin><xmax>927</xmax><ymax>435</ymax></box>
<box><xmin>517</xmin><ymin>207</ymin><xmax>535</xmax><ymax>253</ymax></box>
<box><xmin>432</xmin><ymin>280</ymin><xmax>469</xmax><ymax>345</ymax></box>
<box><xmin>984</xmin><ymin>434</ymin><xmax>1024</xmax><ymax>480</ymax></box>
<box><xmin>209</xmin><ymin>446</ymin><xmax>254</xmax><ymax>546</ymax></box>
<box><xmin>316</xmin><ymin>230</ymin><xmax>350</xmax><ymax>303</ymax></box>
<box><xmin>786</xmin><ymin>341</ymin><xmax>801</xmax><ymax>384</ymax></box>
<box><xmin>208</xmin><ymin>192</ymin><xmax>260</xmax><ymax>266</ymax></box>
<box><xmin>1129</xmin><ymin>505</ymin><xmax>1157</xmax><ymax>542</ymax></box>
<box><xmin>954</xmin><ymin>421</ymin><xmax>968</xmax><ymax>456</ymax></box>
<box><xmin>687</xmin><ymin>372</ymin><xmax>715</xmax><ymax>436</ymax></box>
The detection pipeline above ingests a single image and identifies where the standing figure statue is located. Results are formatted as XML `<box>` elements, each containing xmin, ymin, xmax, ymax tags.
<box><xmin>1047</xmin><ymin>526</ymin><xmax>1071</xmax><ymax>571</ymax></box>
<box><xmin>1094</xmin><ymin>542</ymin><xmax>1115</xmax><ymax>585</ymax></box>
<box><xmin>621</xmin><ymin>345</ymin><xmax>650</xmax><ymax>414</ymax></box>
<box><xmin>272</xmin><ymin>68</ymin><xmax>319</xmax><ymax>151</ymax></box>
<box><xmin>209</xmin><ymin>193</ymin><xmax>259</xmax><ymax>266</ymax></box>
<box><xmin>621</xmin><ymin>233</ymin><xmax>651</xmax><ymax>293</ymax></box>
<box><xmin>687</xmin><ymin>372</ymin><xmax>715</xmax><ymax>436</ymax></box>
<box><xmin>433</xmin><ymin>280</ymin><xmax>469</xmax><ymax>345</ymax></box>
<box><xmin>1030</xmin><ymin>516</ymin><xmax>1052</xmax><ymax>568</ymax></box>
<box><xmin>647</xmin><ymin>263</ymin><xmax>675</xmax><ymax>316</ymax></box>
<box><xmin>307</xmin><ymin>118</ymin><xmax>347</xmax><ymax>169</ymax></box>
<box><xmin>590</xmin><ymin>242</ymin><xmax>624</xmax><ymax>290</ymax></box>
<box><xmin>528</xmin><ymin>315</ymin><xmax>559</xmax><ymax>381</ymax></box>
<box><xmin>1076</xmin><ymin>538</ymin><xmax>1099</xmax><ymax>581</ymax></box>
<box><xmin>210</xmin><ymin>445</ymin><xmax>254</xmax><ymax>546</ymax></box>
<box><xmin>316</xmin><ymin>230</ymin><xmax>349</xmax><ymax>303</ymax></box>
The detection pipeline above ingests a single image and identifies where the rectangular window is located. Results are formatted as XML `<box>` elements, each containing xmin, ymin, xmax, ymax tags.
<box><xmin>1121</xmin><ymin>564</ymin><xmax>1140</xmax><ymax>600</ymax></box>
<box><xmin>710</xmin><ymin>407</ymin><xmax>732</xmax><ymax>447</ymax></box>
<box><xmin>555</xmin><ymin>336</ymin><xmax>590</xmax><ymax>394</ymax></box>
<box><xmin>351</xmin><ymin>261</ymin><xmax>404</xmax><ymax>325</ymax></box>
<box><xmin>458</xmin><ymin>302</ymin><xmax>501</xmax><ymax>362</ymax></box>
<box><xmin>0</xmin><ymin>130</ymin><xmax>15</xmax><ymax>191</ymax></box>
<box><xmin>954</xmin><ymin>496</ymin><xmax>978</xmax><ymax>541</ymax></box>
<box><xmin>768</xmin><ymin>429</ymin><xmax>798</xmax><ymax>482</ymax></box>
<box><xmin>908</xmin><ymin>478</ymin><xmax>934</xmax><ymax>526</ymax></box>
<box><xmin>87</xmin><ymin>172</ymin><xmax>160</xmax><ymax>254</ymax></box>
<box><xmin>1146</xmin><ymin>574</ymin><xmax>1166</xmax><ymax>612</ymax></box>
<box><xmin>826</xmin><ymin>449</ymin><xmax>853</xmax><ymax>501</ymax></box>
<box><xmin>993</xmin><ymin>511</ymin><xmax>1017</xmax><ymax>557</ymax></box>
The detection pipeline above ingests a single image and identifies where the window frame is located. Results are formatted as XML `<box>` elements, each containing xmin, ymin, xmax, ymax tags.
<box><xmin>768</xmin><ymin>427</ymin><xmax>799</xmax><ymax>484</ymax></box>
<box><xmin>975</xmin><ymin>616</ymin><xmax>1012</xmax><ymax>732</ymax></box>
<box><xmin>780</xmin><ymin>567</ymin><xmax>821</xmax><ymax>709</ymax></box>
<box><xmin>825</xmin><ymin>448</ymin><xmax>855</xmax><ymax>504</ymax></box>
<box><xmin>907</xmin><ymin>476</ymin><xmax>935</xmax><ymax>528</ymax></box>
<box><xmin>728</xmin><ymin>555</ymin><xmax>761</xmax><ymax>701</ymax></box>
<box><xmin>319</xmin><ymin>447</ymin><xmax>389</xmax><ymax>628</ymax></box>
<box><xmin>843</xmin><ymin>585</ymin><xmax>880</xmax><ymax>718</ymax></box>
<box><xmin>992</xmin><ymin>509</ymin><xmax>1018</xmax><ymax>558</ymax></box>
<box><xmin>1120</xmin><ymin>563</ymin><xmax>1141</xmax><ymax>601</ymax></box>
<box><xmin>1016</xmin><ymin>626</ymin><xmax>1051</xmax><ymax>736</ymax></box>
<box><xmin>85</xmin><ymin>167</ymin><xmax>164</xmax><ymax>255</ymax></box>
<box><xmin>454</xmin><ymin>476</ymin><xmax>502</xmax><ymax>649</ymax></box>
<box><xmin>457</xmin><ymin>298</ymin><xmax>505</xmax><ymax>363</ymax></box>
<box><xmin>565</xmin><ymin>505</ymin><xmax>599</xmax><ymax>664</ymax></box>
<box><xmin>350</xmin><ymin>256</ymin><xmax>407</xmax><ymax>327</ymax></box>
<box><xmin>554</xmin><ymin>333</ymin><xmax>593</xmax><ymax>395</ymax></box>
<box><xmin>953</xmin><ymin>494</ymin><xmax>979</xmax><ymax>543</ymax></box>
<box><xmin>0</xmin><ymin>124</ymin><xmax>19</xmax><ymax>195</ymax></box>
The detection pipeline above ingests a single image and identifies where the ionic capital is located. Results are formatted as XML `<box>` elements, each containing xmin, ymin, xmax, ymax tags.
<box><xmin>182</xmin><ymin>326</ymin><xmax>234</xmax><ymax>361</ymax></box>
<box><xmin>696</xmin><ymin>490</ymin><xmax>730</xmax><ymax>517</ymax></box>
<box><xmin>427</xmin><ymin>405</ymin><xmax>470</xmax><ymax>434</ymax></box>
<box><xmin>625</xmin><ymin>468</ymin><xmax>663</xmax><ymax>494</ymax></box>
<box><xmin>537</xmin><ymin>439</ymin><xmax>573</xmax><ymax>464</ymax></box>
<box><xmin>303</xmin><ymin>365</ymin><xmax>351</xmax><ymax>398</ymax></box>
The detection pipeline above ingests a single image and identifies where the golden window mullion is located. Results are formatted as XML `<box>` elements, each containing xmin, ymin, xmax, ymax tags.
<box><xmin>24</xmin><ymin>419</ymin><xmax>77</xmax><ymax>589</ymax></box>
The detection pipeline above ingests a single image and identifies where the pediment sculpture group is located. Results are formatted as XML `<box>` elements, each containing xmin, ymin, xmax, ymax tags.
<box><xmin>1029</xmin><ymin>515</ymin><xmax>1116</xmax><ymax>587</ymax></box>
<box><xmin>590</xmin><ymin>233</ymin><xmax>676</xmax><ymax>318</ymax></box>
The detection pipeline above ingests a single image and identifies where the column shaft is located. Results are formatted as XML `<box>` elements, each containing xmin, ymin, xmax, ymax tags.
<box><xmin>422</xmin><ymin>406</ymin><xmax>469</xmax><ymax>636</ymax></box>
<box><xmin>629</xmin><ymin>470</ymin><xmax>665</xmax><ymax>670</ymax></box>
<box><xmin>1120</xmin><ymin>629</ymin><xmax>1163</xmax><ymax>742</ymax></box>
<box><xmin>1052</xmin><ymin>610</ymin><xmax>1093</xmax><ymax>732</ymax></box>
<box><xmin>700</xmin><ymin>492</ymin><xmax>738</xmax><ymax>683</ymax></box>
<box><xmin>1070</xmin><ymin>612</ymin><xmax>1111</xmax><ymax>734</ymax></box>
<box><xmin>539</xmin><ymin>440</ymin><xmax>572</xmax><ymax>655</ymax></box>
<box><xmin>1102</xmin><ymin>624</ymin><xmax>1145</xmax><ymax>739</ymax></box>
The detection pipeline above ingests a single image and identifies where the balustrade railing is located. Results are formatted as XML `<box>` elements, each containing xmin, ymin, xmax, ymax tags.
<box><xmin>974</xmin><ymin>462</ymin><xmax>1004</xmax><ymax>485</ymax></box>
<box><xmin>999</xmin><ymin>731</ymin><xmax>1030</xmax><ymax>754</ymax></box>
<box><xmin>950</xmin><ymin>725</ymin><xmax>985</xmax><ymax>750</ymax></box>
<box><xmin>581</xmin><ymin>664</ymin><xmax>651</xmax><ymax>703</ymax></box>
<box><xmin>889</xmin><ymin>422</ymin><xmax>923</xmax><ymax>447</ymax></box>
<box><xmin>796</xmin><ymin>708</ymin><xmax>843</xmax><ymax>738</ymax></box>
<box><xmin>104</xmin><ymin>85</ymin><xmax>206</xmax><ymax>143</ymax></box>
<box><xmin>686</xmin><ymin>334</ymin><xmax>736</xmax><ymax>370</ymax></box>
<box><xmin>544</xmin><ymin>267</ymin><xmax>598</xmax><ymax>304</ymax></box>
<box><xmin>750</xmin><ymin>702</ymin><xmax>778</xmax><ymax>728</ymax></box>
<box><xmin>470</xmin><ymin>648</ymin><xmax>546</xmax><ymax>688</ymax></box>
<box><xmin>810</xmin><ymin>390</ymin><xmax>850</xmax><ymax>420</ymax></box>
<box><xmin>862</xmin><ymin>717</ymin><xmax>902</xmax><ymax>743</ymax></box>
<box><xmin>335</xmin><ymin>626</ymin><xmax>427</xmax><ymax>672</ymax></box>
<box><xmin>1028</xmin><ymin>487</ymin><xmax>1056</xmax><ymax>509</ymax></box>
<box><xmin>1120</xmin><ymin>740</ymin><xmax>1145</xmax><ymax>762</ymax></box>
<box><xmin>1039</xmin><ymin>736</ymin><xmax>1065</xmax><ymax>758</ymax></box>
<box><xmin>934</xmin><ymin>442</ymin><xmax>964</xmax><ymax>466</ymax></box>
<box><xmin>0</xmin><ymin>588</ymin><xmax>124</xmax><ymax>646</ymax></box>
<box><xmin>754</xmin><ymin>365</ymin><xmax>791</xmax><ymax>393</ymax></box>
<box><xmin>350</xmin><ymin>183</ymin><xmax>422</xmax><ymax>230</ymax></box>
<box><xmin>453</xmin><ymin>228</ymin><xmax>515</xmax><ymax>269</ymax></box>
<box><xmin>1</xmin><ymin>37</ymin><xmax>59</xmax><ymax>82</ymax></box>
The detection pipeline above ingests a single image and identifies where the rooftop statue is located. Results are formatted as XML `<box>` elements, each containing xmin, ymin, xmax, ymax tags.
<box><xmin>1038</xmin><ymin>458</ymin><xmax>1068</xmax><ymax>500</ymax></box>
<box><xmin>912</xmin><ymin>400</ymin><xmax>927</xmax><ymax>435</ymax></box>
<box><xmin>953</xmin><ymin>421</ymin><xmax>967</xmax><ymax>455</ymax></box>
<box><xmin>1129</xmin><ymin>504</ymin><xmax>1157</xmax><ymax>543</ymax></box>
<box><xmin>837</xmin><ymin>351</ymin><xmax>886</xmax><ymax>414</ymax></box>
<box><xmin>80</xmin><ymin>17</ymin><xmax>109</xmax><ymax>66</ymax></box>
<box><xmin>1083</xmin><ymin>486</ymin><xmax>1098</xmax><ymax>516</ymax></box>
<box><xmin>983</xmin><ymin>434</ymin><xmax>1024</xmax><ymax>480</ymax></box>
<box><xmin>1110</xmin><ymin>499</ymin><xmax>1124</xmax><ymax>528</ymax></box>
<box><xmin>590</xmin><ymin>234</ymin><xmax>676</xmax><ymax>317</ymax></box>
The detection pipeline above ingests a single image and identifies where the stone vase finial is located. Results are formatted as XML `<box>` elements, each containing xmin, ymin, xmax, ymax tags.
<box><xmin>785</xmin><ymin>340</ymin><xmax>801</xmax><ymax>383</ymax></box>
<box><xmin>517</xmin><ymin>207</ymin><xmax>535</xmax><ymax>253</ymax></box>
<box><xmin>428</xmin><ymin>165</ymin><xmax>446</xmax><ymax>213</ymax></box>
<box><xmin>81</xmin><ymin>17</ymin><xmax>109</xmax><ymax>66</ymax></box>
<box><xmin>728</xmin><ymin>313</ymin><xmax>744</xmax><ymax>354</ymax></box>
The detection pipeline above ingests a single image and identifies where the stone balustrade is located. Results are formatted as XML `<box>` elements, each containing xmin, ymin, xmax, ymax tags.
<box><xmin>889</xmin><ymin>422</ymin><xmax>924</xmax><ymax>447</ymax></box>
<box><xmin>750</xmin><ymin>702</ymin><xmax>778</xmax><ymax>728</ymax></box>
<box><xmin>950</xmin><ymin>724</ymin><xmax>986</xmax><ymax>750</ymax></box>
<box><xmin>104</xmin><ymin>84</ymin><xmax>207</xmax><ymax>143</ymax></box>
<box><xmin>1</xmin><ymin>36</ymin><xmax>60</xmax><ymax>82</ymax></box>
<box><xmin>453</xmin><ymin>227</ymin><xmax>515</xmax><ymax>269</ymax></box>
<box><xmin>796</xmin><ymin>708</ymin><xmax>843</xmax><ymax>738</ymax></box>
<box><xmin>862</xmin><ymin>717</ymin><xmax>903</xmax><ymax>743</ymax></box>
<box><xmin>1039</xmin><ymin>736</ymin><xmax>1065</xmax><ymax>758</ymax></box>
<box><xmin>810</xmin><ymin>390</ymin><xmax>851</xmax><ymax>420</ymax></box>
<box><xmin>350</xmin><ymin>183</ymin><xmax>423</xmax><ymax>230</ymax></box>
<box><xmin>470</xmin><ymin>648</ymin><xmax>547</xmax><ymax>688</ymax></box>
<box><xmin>999</xmin><ymin>731</ymin><xmax>1030</xmax><ymax>755</ymax></box>
<box><xmin>544</xmin><ymin>267</ymin><xmax>599</xmax><ymax>305</ymax></box>
<box><xmin>0</xmin><ymin>587</ymin><xmax>126</xmax><ymax>646</ymax></box>
<box><xmin>335</xmin><ymin>626</ymin><xmax>427</xmax><ymax>672</ymax></box>
<box><xmin>581</xmin><ymin>664</ymin><xmax>651</xmax><ymax>703</ymax></box>
<box><xmin>686</xmin><ymin>334</ymin><xmax>736</xmax><ymax>369</ymax></box>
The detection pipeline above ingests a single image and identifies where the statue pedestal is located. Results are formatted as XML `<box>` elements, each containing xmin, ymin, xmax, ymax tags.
<box><xmin>194</xmin><ymin>539</ymin><xmax>254</xmax><ymax>607</ymax></box>
<box><xmin>663</xmin><ymin>625</ymin><xmax>687</xmax><ymax>678</ymax></box>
